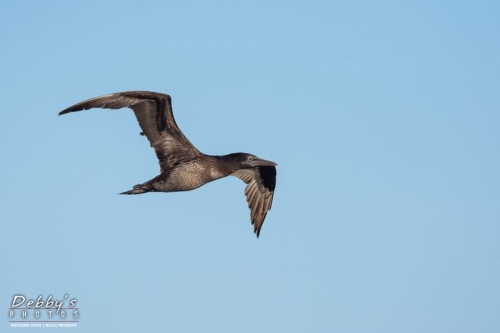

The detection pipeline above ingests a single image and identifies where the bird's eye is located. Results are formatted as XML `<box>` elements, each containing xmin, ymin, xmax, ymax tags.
<box><xmin>248</xmin><ymin>157</ymin><xmax>254</xmax><ymax>161</ymax></box>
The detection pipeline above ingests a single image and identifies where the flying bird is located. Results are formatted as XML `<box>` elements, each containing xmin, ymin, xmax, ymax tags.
<box><xmin>59</xmin><ymin>91</ymin><xmax>277</xmax><ymax>237</ymax></box>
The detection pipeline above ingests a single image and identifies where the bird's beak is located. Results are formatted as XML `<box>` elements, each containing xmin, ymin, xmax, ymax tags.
<box><xmin>251</xmin><ymin>158</ymin><xmax>277</xmax><ymax>167</ymax></box>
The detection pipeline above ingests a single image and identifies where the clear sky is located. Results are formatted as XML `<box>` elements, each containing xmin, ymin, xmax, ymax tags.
<box><xmin>1</xmin><ymin>0</ymin><xmax>499</xmax><ymax>332</ymax></box>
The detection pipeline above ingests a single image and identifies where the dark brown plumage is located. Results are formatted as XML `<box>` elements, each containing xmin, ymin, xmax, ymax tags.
<box><xmin>59</xmin><ymin>91</ymin><xmax>277</xmax><ymax>237</ymax></box>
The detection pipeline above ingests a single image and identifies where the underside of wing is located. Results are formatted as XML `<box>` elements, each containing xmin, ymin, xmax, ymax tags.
<box><xmin>232</xmin><ymin>166</ymin><xmax>276</xmax><ymax>237</ymax></box>
<box><xmin>59</xmin><ymin>91</ymin><xmax>201</xmax><ymax>172</ymax></box>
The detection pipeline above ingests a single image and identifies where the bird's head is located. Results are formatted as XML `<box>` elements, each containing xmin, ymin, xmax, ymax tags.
<box><xmin>230</xmin><ymin>153</ymin><xmax>277</xmax><ymax>169</ymax></box>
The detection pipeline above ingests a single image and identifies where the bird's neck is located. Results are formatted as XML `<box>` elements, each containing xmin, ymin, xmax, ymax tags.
<box><xmin>208</xmin><ymin>154</ymin><xmax>240</xmax><ymax>176</ymax></box>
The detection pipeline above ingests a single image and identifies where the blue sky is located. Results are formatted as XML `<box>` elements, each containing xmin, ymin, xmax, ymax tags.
<box><xmin>1</xmin><ymin>0</ymin><xmax>499</xmax><ymax>332</ymax></box>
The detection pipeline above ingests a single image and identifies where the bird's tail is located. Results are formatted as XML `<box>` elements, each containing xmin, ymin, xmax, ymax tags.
<box><xmin>119</xmin><ymin>182</ymin><xmax>153</xmax><ymax>195</ymax></box>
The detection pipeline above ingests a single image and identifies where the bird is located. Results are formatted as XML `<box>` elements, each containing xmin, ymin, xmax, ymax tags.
<box><xmin>59</xmin><ymin>91</ymin><xmax>277</xmax><ymax>237</ymax></box>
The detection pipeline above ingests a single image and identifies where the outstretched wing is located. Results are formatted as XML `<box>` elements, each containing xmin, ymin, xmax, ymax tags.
<box><xmin>232</xmin><ymin>166</ymin><xmax>276</xmax><ymax>237</ymax></box>
<box><xmin>59</xmin><ymin>91</ymin><xmax>201</xmax><ymax>172</ymax></box>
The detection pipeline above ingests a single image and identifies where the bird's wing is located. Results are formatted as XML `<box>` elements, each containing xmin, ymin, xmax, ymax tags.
<box><xmin>59</xmin><ymin>91</ymin><xmax>201</xmax><ymax>172</ymax></box>
<box><xmin>231</xmin><ymin>166</ymin><xmax>276</xmax><ymax>237</ymax></box>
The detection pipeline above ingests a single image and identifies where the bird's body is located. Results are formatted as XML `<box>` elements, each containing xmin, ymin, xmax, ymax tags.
<box><xmin>59</xmin><ymin>91</ymin><xmax>276</xmax><ymax>237</ymax></box>
<box><xmin>124</xmin><ymin>154</ymin><xmax>251</xmax><ymax>194</ymax></box>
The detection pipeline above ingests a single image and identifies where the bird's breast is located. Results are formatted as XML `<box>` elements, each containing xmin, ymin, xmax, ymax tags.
<box><xmin>161</xmin><ymin>162</ymin><xmax>224</xmax><ymax>192</ymax></box>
